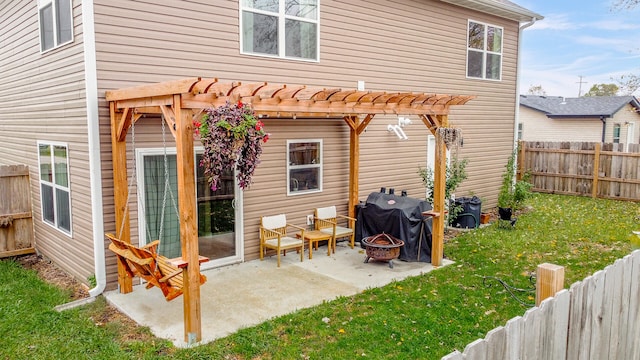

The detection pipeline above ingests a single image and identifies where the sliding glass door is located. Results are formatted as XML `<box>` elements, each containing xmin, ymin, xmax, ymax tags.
<box><xmin>137</xmin><ymin>149</ymin><xmax>243</xmax><ymax>269</ymax></box>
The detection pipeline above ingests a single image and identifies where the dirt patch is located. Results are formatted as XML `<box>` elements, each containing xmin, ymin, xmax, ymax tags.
<box><xmin>17</xmin><ymin>254</ymin><xmax>90</xmax><ymax>300</ymax></box>
<box><xmin>16</xmin><ymin>254</ymin><xmax>151</xmax><ymax>343</ymax></box>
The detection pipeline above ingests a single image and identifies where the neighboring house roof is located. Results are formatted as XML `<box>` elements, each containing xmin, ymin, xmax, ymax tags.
<box><xmin>439</xmin><ymin>0</ymin><xmax>543</xmax><ymax>22</ymax></box>
<box><xmin>519</xmin><ymin>95</ymin><xmax>640</xmax><ymax>119</ymax></box>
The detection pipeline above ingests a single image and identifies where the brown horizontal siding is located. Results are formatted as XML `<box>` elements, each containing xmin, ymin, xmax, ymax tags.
<box><xmin>94</xmin><ymin>0</ymin><xmax>522</xmax><ymax>279</ymax></box>
<box><xmin>0</xmin><ymin>0</ymin><xmax>97</xmax><ymax>285</ymax></box>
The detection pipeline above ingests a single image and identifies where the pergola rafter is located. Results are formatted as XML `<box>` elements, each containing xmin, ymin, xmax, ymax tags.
<box><xmin>105</xmin><ymin>77</ymin><xmax>474</xmax><ymax>345</ymax></box>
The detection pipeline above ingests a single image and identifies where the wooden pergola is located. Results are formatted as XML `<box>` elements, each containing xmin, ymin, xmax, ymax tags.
<box><xmin>105</xmin><ymin>77</ymin><xmax>474</xmax><ymax>344</ymax></box>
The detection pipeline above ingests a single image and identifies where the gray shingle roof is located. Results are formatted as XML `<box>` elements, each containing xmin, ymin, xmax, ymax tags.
<box><xmin>520</xmin><ymin>95</ymin><xmax>640</xmax><ymax>118</ymax></box>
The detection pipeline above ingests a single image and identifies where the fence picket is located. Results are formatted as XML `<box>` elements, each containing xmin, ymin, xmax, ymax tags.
<box><xmin>463</xmin><ymin>338</ymin><xmax>487</xmax><ymax>360</ymax></box>
<box><xmin>628</xmin><ymin>251</ymin><xmax>640</xmax><ymax>359</ymax></box>
<box><xmin>599</xmin><ymin>264</ymin><xmax>618</xmax><ymax>359</ymax></box>
<box><xmin>441</xmin><ymin>350</ymin><xmax>464</xmax><ymax>360</ymax></box>
<box><xmin>566</xmin><ymin>281</ymin><xmax>584</xmax><ymax>360</ymax></box>
<box><xmin>504</xmin><ymin>316</ymin><xmax>524</xmax><ymax>359</ymax></box>
<box><xmin>607</xmin><ymin>260</ymin><xmax>624</xmax><ymax>358</ymax></box>
<box><xmin>618</xmin><ymin>254</ymin><xmax>633</xmax><ymax>359</ymax></box>
<box><xmin>538</xmin><ymin>297</ymin><xmax>555</xmax><ymax>360</ymax></box>
<box><xmin>589</xmin><ymin>270</ymin><xmax>607</xmax><ymax>360</ymax></box>
<box><xmin>551</xmin><ymin>290</ymin><xmax>570</xmax><ymax>359</ymax></box>
<box><xmin>522</xmin><ymin>307</ymin><xmax>542</xmax><ymax>360</ymax></box>
<box><xmin>484</xmin><ymin>326</ymin><xmax>506</xmax><ymax>359</ymax></box>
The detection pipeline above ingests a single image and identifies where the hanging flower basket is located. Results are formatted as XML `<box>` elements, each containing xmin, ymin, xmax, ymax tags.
<box><xmin>436</xmin><ymin>127</ymin><xmax>463</xmax><ymax>147</ymax></box>
<box><xmin>194</xmin><ymin>101</ymin><xmax>270</xmax><ymax>191</ymax></box>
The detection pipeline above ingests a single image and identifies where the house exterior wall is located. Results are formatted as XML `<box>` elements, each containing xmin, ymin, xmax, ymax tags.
<box><xmin>604</xmin><ymin>104</ymin><xmax>640</xmax><ymax>145</ymax></box>
<box><xmin>519</xmin><ymin>106</ymin><xmax>603</xmax><ymax>142</ymax></box>
<box><xmin>3</xmin><ymin>0</ymin><xmax>527</xmax><ymax>287</ymax></box>
<box><xmin>0</xmin><ymin>0</ymin><xmax>96</xmax><ymax>283</ymax></box>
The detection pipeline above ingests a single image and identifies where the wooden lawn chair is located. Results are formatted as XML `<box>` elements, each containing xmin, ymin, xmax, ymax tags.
<box><xmin>106</xmin><ymin>233</ymin><xmax>207</xmax><ymax>301</ymax></box>
<box><xmin>314</xmin><ymin>205</ymin><xmax>356</xmax><ymax>250</ymax></box>
<box><xmin>259</xmin><ymin>214</ymin><xmax>305</xmax><ymax>267</ymax></box>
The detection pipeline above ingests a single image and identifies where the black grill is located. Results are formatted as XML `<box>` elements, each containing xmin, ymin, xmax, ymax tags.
<box><xmin>355</xmin><ymin>190</ymin><xmax>432</xmax><ymax>263</ymax></box>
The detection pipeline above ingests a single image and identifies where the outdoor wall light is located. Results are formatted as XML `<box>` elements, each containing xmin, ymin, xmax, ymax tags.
<box><xmin>398</xmin><ymin>117</ymin><xmax>412</xmax><ymax>127</ymax></box>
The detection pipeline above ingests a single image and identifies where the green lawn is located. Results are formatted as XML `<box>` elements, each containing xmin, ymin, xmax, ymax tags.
<box><xmin>1</xmin><ymin>193</ymin><xmax>638</xmax><ymax>359</ymax></box>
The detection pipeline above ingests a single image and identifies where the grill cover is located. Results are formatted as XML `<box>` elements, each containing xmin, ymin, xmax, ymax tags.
<box><xmin>356</xmin><ymin>192</ymin><xmax>432</xmax><ymax>262</ymax></box>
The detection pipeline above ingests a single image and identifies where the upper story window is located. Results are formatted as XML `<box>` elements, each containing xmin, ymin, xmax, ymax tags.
<box><xmin>287</xmin><ymin>140</ymin><xmax>322</xmax><ymax>195</ymax></box>
<box><xmin>38</xmin><ymin>0</ymin><xmax>73</xmax><ymax>52</ymax></box>
<box><xmin>241</xmin><ymin>0</ymin><xmax>319</xmax><ymax>61</ymax></box>
<box><xmin>38</xmin><ymin>142</ymin><xmax>72</xmax><ymax>235</ymax></box>
<box><xmin>613</xmin><ymin>124</ymin><xmax>621</xmax><ymax>143</ymax></box>
<box><xmin>467</xmin><ymin>20</ymin><xmax>503</xmax><ymax>81</ymax></box>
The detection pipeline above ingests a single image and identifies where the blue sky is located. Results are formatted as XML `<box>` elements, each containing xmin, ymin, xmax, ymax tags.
<box><xmin>515</xmin><ymin>0</ymin><xmax>640</xmax><ymax>97</ymax></box>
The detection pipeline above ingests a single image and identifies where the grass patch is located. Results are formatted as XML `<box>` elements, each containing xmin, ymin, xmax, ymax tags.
<box><xmin>0</xmin><ymin>258</ymin><xmax>174</xmax><ymax>360</ymax></box>
<box><xmin>1</xmin><ymin>194</ymin><xmax>638</xmax><ymax>359</ymax></box>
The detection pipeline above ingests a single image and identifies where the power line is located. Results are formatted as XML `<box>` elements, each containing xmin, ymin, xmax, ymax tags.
<box><xmin>577</xmin><ymin>76</ymin><xmax>588</xmax><ymax>97</ymax></box>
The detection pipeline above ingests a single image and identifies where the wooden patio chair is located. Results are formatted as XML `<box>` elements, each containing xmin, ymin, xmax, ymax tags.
<box><xmin>259</xmin><ymin>214</ymin><xmax>305</xmax><ymax>267</ymax></box>
<box><xmin>106</xmin><ymin>233</ymin><xmax>207</xmax><ymax>301</ymax></box>
<box><xmin>314</xmin><ymin>205</ymin><xmax>356</xmax><ymax>250</ymax></box>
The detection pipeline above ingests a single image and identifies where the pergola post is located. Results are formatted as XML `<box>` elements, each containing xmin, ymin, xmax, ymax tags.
<box><xmin>345</xmin><ymin>114</ymin><xmax>374</xmax><ymax>222</ymax></box>
<box><xmin>110</xmin><ymin>104</ymin><xmax>132</xmax><ymax>293</ymax></box>
<box><xmin>431</xmin><ymin>114</ymin><xmax>449</xmax><ymax>266</ymax></box>
<box><xmin>347</xmin><ymin>116</ymin><xmax>360</xmax><ymax>220</ymax></box>
<box><xmin>173</xmin><ymin>94</ymin><xmax>202</xmax><ymax>344</ymax></box>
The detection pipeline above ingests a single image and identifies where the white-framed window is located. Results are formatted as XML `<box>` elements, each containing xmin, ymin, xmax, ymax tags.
<box><xmin>517</xmin><ymin>123</ymin><xmax>524</xmax><ymax>140</ymax></box>
<box><xmin>467</xmin><ymin>20</ymin><xmax>503</xmax><ymax>80</ymax></box>
<box><xmin>287</xmin><ymin>139</ymin><xmax>322</xmax><ymax>195</ymax></box>
<box><xmin>240</xmin><ymin>0</ymin><xmax>319</xmax><ymax>61</ymax></box>
<box><xmin>38</xmin><ymin>0</ymin><xmax>73</xmax><ymax>52</ymax></box>
<box><xmin>613</xmin><ymin>123</ymin><xmax>621</xmax><ymax>143</ymax></box>
<box><xmin>38</xmin><ymin>141</ymin><xmax>72</xmax><ymax>235</ymax></box>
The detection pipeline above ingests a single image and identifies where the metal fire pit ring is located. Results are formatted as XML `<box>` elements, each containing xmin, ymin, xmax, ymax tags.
<box><xmin>361</xmin><ymin>233</ymin><xmax>404</xmax><ymax>268</ymax></box>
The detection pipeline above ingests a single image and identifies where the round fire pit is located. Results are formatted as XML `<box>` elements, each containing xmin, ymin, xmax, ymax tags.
<box><xmin>361</xmin><ymin>233</ymin><xmax>404</xmax><ymax>268</ymax></box>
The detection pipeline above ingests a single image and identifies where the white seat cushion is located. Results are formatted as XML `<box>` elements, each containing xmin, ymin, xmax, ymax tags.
<box><xmin>316</xmin><ymin>206</ymin><xmax>337</xmax><ymax>219</ymax></box>
<box><xmin>262</xmin><ymin>214</ymin><xmax>286</xmax><ymax>229</ymax></box>
<box><xmin>264</xmin><ymin>236</ymin><xmax>302</xmax><ymax>248</ymax></box>
<box><xmin>320</xmin><ymin>226</ymin><xmax>353</xmax><ymax>238</ymax></box>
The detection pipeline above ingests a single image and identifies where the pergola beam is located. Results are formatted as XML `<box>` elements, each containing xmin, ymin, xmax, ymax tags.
<box><xmin>159</xmin><ymin>105</ymin><xmax>177</xmax><ymax>139</ymax></box>
<box><xmin>106</xmin><ymin>77</ymin><xmax>201</xmax><ymax>101</ymax></box>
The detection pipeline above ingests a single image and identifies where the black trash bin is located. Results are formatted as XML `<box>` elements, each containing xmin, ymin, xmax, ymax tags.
<box><xmin>451</xmin><ymin>196</ymin><xmax>482</xmax><ymax>229</ymax></box>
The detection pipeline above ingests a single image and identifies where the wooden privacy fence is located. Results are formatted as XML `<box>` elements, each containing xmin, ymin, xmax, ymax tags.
<box><xmin>0</xmin><ymin>165</ymin><xmax>35</xmax><ymax>257</ymax></box>
<box><xmin>518</xmin><ymin>141</ymin><xmax>640</xmax><ymax>202</ymax></box>
<box><xmin>442</xmin><ymin>250</ymin><xmax>640</xmax><ymax>359</ymax></box>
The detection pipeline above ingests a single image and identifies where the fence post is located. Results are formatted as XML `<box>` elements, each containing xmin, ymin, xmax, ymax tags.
<box><xmin>592</xmin><ymin>143</ymin><xmax>601</xmax><ymax>199</ymax></box>
<box><xmin>536</xmin><ymin>263</ymin><xmax>564</xmax><ymax>306</ymax></box>
<box><xmin>517</xmin><ymin>140</ymin><xmax>525</xmax><ymax>181</ymax></box>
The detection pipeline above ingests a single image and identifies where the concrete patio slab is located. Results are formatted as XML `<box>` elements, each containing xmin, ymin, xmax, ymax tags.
<box><xmin>104</xmin><ymin>242</ymin><xmax>452</xmax><ymax>347</ymax></box>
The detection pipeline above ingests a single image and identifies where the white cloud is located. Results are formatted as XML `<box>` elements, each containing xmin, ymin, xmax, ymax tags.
<box><xmin>528</xmin><ymin>14</ymin><xmax>574</xmax><ymax>30</ymax></box>
<box><xmin>574</xmin><ymin>35</ymin><xmax>636</xmax><ymax>52</ymax></box>
<box><xmin>519</xmin><ymin>51</ymin><xmax>640</xmax><ymax>97</ymax></box>
<box><xmin>590</xmin><ymin>20</ymin><xmax>640</xmax><ymax>30</ymax></box>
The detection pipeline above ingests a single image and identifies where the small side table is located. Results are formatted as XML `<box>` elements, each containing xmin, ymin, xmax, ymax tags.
<box><xmin>296</xmin><ymin>230</ymin><xmax>333</xmax><ymax>259</ymax></box>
